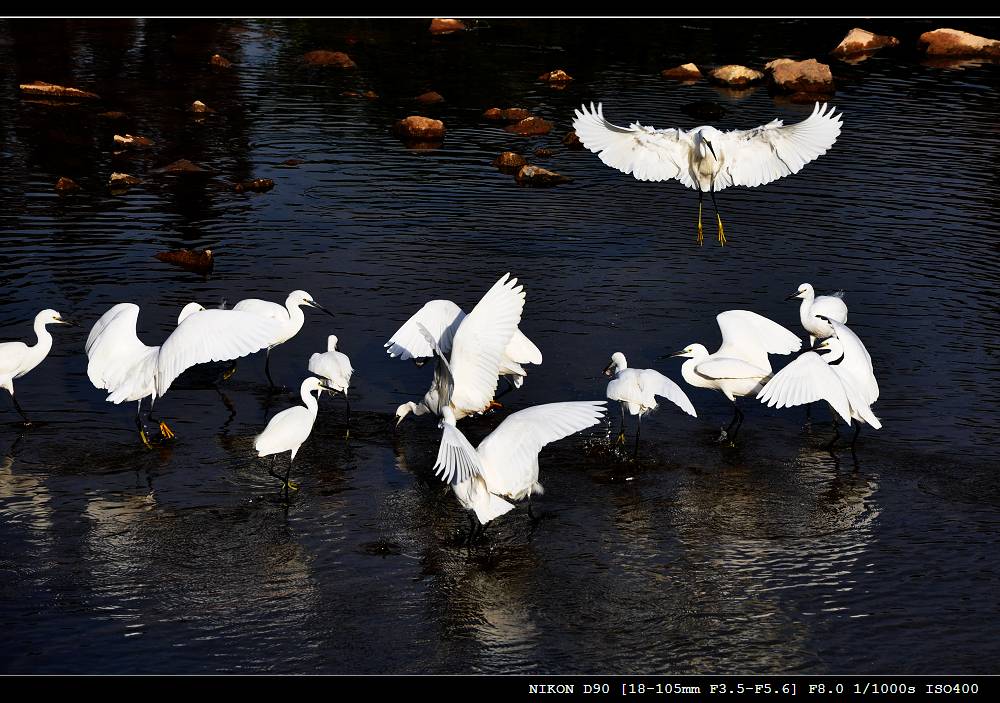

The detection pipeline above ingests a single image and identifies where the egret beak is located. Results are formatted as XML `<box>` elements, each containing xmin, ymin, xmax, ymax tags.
<box><xmin>668</xmin><ymin>350</ymin><xmax>687</xmax><ymax>358</ymax></box>
<box><xmin>413</xmin><ymin>358</ymin><xmax>427</xmax><ymax>369</ymax></box>
<box><xmin>307</xmin><ymin>300</ymin><xmax>336</xmax><ymax>318</ymax></box>
<box><xmin>602</xmin><ymin>362</ymin><xmax>616</xmax><ymax>377</ymax></box>
<box><xmin>704</xmin><ymin>139</ymin><xmax>717</xmax><ymax>159</ymax></box>
<box><xmin>785</xmin><ymin>291</ymin><xmax>802</xmax><ymax>301</ymax></box>
<box><xmin>56</xmin><ymin>317</ymin><xmax>81</xmax><ymax>327</ymax></box>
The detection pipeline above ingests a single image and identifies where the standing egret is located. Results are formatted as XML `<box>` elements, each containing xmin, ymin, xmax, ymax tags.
<box><xmin>1</xmin><ymin>309</ymin><xmax>78</xmax><ymax>426</ymax></box>
<box><xmin>602</xmin><ymin>352</ymin><xmax>697</xmax><ymax>459</ymax></box>
<box><xmin>786</xmin><ymin>283</ymin><xmax>848</xmax><ymax>346</ymax></box>
<box><xmin>394</xmin><ymin>274</ymin><xmax>526</xmax><ymax>427</ymax></box>
<box><xmin>758</xmin><ymin>318</ymin><xmax>880</xmax><ymax>449</ymax></box>
<box><xmin>307</xmin><ymin>335</ymin><xmax>353</xmax><ymax>420</ymax></box>
<box><xmin>85</xmin><ymin>302</ymin><xmax>284</xmax><ymax>446</ymax></box>
<box><xmin>232</xmin><ymin>290</ymin><xmax>334</xmax><ymax>388</ymax></box>
<box><xmin>254</xmin><ymin>376</ymin><xmax>332</xmax><ymax>495</ymax></box>
<box><xmin>669</xmin><ymin>310</ymin><xmax>801</xmax><ymax>442</ymax></box>
<box><xmin>385</xmin><ymin>298</ymin><xmax>542</xmax><ymax>399</ymax></box>
<box><xmin>572</xmin><ymin>101</ymin><xmax>843</xmax><ymax>245</ymax></box>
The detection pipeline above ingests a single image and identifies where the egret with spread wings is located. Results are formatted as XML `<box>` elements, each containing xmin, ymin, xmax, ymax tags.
<box><xmin>572</xmin><ymin>101</ymin><xmax>843</xmax><ymax>245</ymax></box>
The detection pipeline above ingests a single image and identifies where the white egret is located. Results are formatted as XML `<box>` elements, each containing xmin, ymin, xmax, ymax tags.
<box><xmin>1</xmin><ymin>309</ymin><xmax>78</xmax><ymax>426</ymax></box>
<box><xmin>393</xmin><ymin>274</ymin><xmax>526</xmax><ymax>427</ymax></box>
<box><xmin>572</xmin><ymin>101</ymin><xmax>843</xmax><ymax>245</ymax></box>
<box><xmin>254</xmin><ymin>376</ymin><xmax>332</xmax><ymax>495</ymax></box>
<box><xmin>385</xmin><ymin>297</ymin><xmax>542</xmax><ymax>406</ymax></box>
<box><xmin>232</xmin><ymin>290</ymin><xmax>334</xmax><ymax>388</ymax></box>
<box><xmin>85</xmin><ymin>302</ymin><xmax>283</xmax><ymax>446</ymax></box>
<box><xmin>786</xmin><ymin>283</ymin><xmax>848</xmax><ymax>345</ymax></box>
<box><xmin>602</xmin><ymin>352</ymin><xmax>697</xmax><ymax>459</ymax></box>
<box><xmin>758</xmin><ymin>317</ymin><xmax>880</xmax><ymax>449</ymax></box>
<box><xmin>307</xmin><ymin>334</ymin><xmax>353</xmax><ymax>419</ymax></box>
<box><xmin>670</xmin><ymin>310</ymin><xmax>801</xmax><ymax>442</ymax></box>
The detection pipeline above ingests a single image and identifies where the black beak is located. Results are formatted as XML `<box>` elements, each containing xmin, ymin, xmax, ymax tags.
<box><xmin>704</xmin><ymin>139</ymin><xmax>717</xmax><ymax>159</ymax></box>
<box><xmin>602</xmin><ymin>362</ymin><xmax>615</xmax><ymax>377</ymax></box>
<box><xmin>308</xmin><ymin>300</ymin><xmax>336</xmax><ymax>318</ymax></box>
<box><xmin>58</xmin><ymin>318</ymin><xmax>82</xmax><ymax>327</ymax></box>
<box><xmin>784</xmin><ymin>292</ymin><xmax>801</xmax><ymax>301</ymax></box>
<box><xmin>667</xmin><ymin>350</ymin><xmax>687</xmax><ymax>358</ymax></box>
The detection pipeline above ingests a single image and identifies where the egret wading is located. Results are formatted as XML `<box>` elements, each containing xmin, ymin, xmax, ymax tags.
<box><xmin>602</xmin><ymin>352</ymin><xmax>696</xmax><ymax>460</ymax></box>
<box><xmin>307</xmin><ymin>335</ymin><xmax>353</xmax><ymax>423</ymax></box>
<box><xmin>758</xmin><ymin>317</ymin><xmax>880</xmax><ymax>450</ymax></box>
<box><xmin>232</xmin><ymin>290</ymin><xmax>334</xmax><ymax>389</ymax></box>
<box><xmin>670</xmin><ymin>310</ymin><xmax>801</xmax><ymax>442</ymax></box>
<box><xmin>85</xmin><ymin>302</ymin><xmax>283</xmax><ymax>446</ymax></box>
<box><xmin>572</xmin><ymin>101</ymin><xmax>843</xmax><ymax>245</ymax></box>
<box><xmin>787</xmin><ymin>283</ymin><xmax>848</xmax><ymax>346</ymax></box>
<box><xmin>1</xmin><ymin>309</ymin><xmax>78</xmax><ymax>426</ymax></box>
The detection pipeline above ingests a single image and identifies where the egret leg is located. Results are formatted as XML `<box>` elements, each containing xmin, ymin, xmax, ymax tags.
<box><xmin>10</xmin><ymin>393</ymin><xmax>31</xmax><ymax>427</ymax></box>
<box><xmin>264</xmin><ymin>348</ymin><xmax>278</xmax><ymax>389</ymax></box>
<box><xmin>710</xmin><ymin>186</ymin><xmax>726</xmax><ymax>246</ymax></box>
<box><xmin>221</xmin><ymin>360</ymin><xmax>238</xmax><ymax>382</ymax></box>
<box><xmin>135</xmin><ymin>399</ymin><xmax>152</xmax><ymax>448</ymax></box>
<box><xmin>495</xmin><ymin>376</ymin><xmax>516</xmax><ymax>399</ymax></box>
<box><xmin>632</xmin><ymin>413</ymin><xmax>642</xmax><ymax>461</ymax></box>
<box><xmin>284</xmin><ymin>456</ymin><xmax>299</xmax><ymax>493</ymax></box>
<box><xmin>486</xmin><ymin>400</ymin><xmax>503</xmax><ymax>411</ymax></box>
<box><xmin>730</xmin><ymin>404</ymin><xmax>745</xmax><ymax>441</ymax></box>
<box><xmin>615</xmin><ymin>404</ymin><xmax>626</xmax><ymax>447</ymax></box>
<box><xmin>147</xmin><ymin>408</ymin><xmax>175</xmax><ymax>440</ymax></box>
<box><xmin>697</xmin><ymin>190</ymin><xmax>704</xmax><ymax>246</ymax></box>
<box><xmin>343</xmin><ymin>391</ymin><xmax>352</xmax><ymax>440</ymax></box>
<box><xmin>826</xmin><ymin>422</ymin><xmax>842</xmax><ymax>450</ymax></box>
<box><xmin>849</xmin><ymin>420</ymin><xmax>861</xmax><ymax>450</ymax></box>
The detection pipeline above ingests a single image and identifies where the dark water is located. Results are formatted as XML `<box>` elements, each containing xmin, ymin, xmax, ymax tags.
<box><xmin>1</xmin><ymin>18</ymin><xmax>999</xmax><ymax>674</ymax></box>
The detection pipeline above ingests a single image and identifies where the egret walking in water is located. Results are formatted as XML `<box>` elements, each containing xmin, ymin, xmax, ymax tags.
<box><xmin>758</xmin><ymin>318</ymin><xmax>880</xmax><ymax>450</ymax></box>
<box><xmin>670</xmin><ymin>310</ymin><xmax>801</xmax><ymax>442</ymax></box>
<box><xmin>602</xmin><ymin>352</ymin><xmax>696</xmax><ymax>459</ymax></box>
<box><xmin>572</xmin><ymin>101</ymin><xmax>843</xmax><ymax>245</ymax></box>
<box><xmin>787</xmin><ymin>283</ymin><xmax>848</xmax><ymax>346</ymax></box>
<box><xmin>393</xmin><ymin>274</ymin><xmax>526</xmax><ymax>428</ymax></box>
<box><xmin>308</xmin><ymin>335</ymin><xmax>353</xmax><ymax>421</ymax></box>
<box><xmin>86</xmin><ymin>302</ymin><xmax>283</xmax><ymax>446</ymax></box>
<box><xmin>254</xmin><ymin>376</ymin><xmax>332</xmax><ymax>495</ymax></box>
<box><xmin>232</xmin><ymin>290</ymin><xmax>334</xmax><ymax>389</ymax></box>
<box><xmin>1</xmin><ymin>309</ymin><xmax>78</xmax><ymax>426</ymax></box>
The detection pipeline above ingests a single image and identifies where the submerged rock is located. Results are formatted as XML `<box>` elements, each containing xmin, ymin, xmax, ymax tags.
<box><xmin>681</xmin><ymin>100</ymin><xmax>728</xmax><ymax>121</ymax></box>
<box><xmin>504</xmin><ymin>116</ymin><xmax>553</xmax><ymax>136</ymax></box>
<box><xmin>483</xmin><ymin>107</ymin><xmax>532</xmax><ymax>122</ymax></box>
<box><xmin>709</xmin><ymin>65</ymin><xmax>764</xmax><ymax>87</ymax></box>
<box><xmin>831</xmin><ymin>28</ymin><xmax>900</xmax><ymax>57</ymax></box>
<box><xmin>492</xmin><ymin>151</ymin><xmax>527</xmax><ymax>172</ymax></box>
<box><xmin>189</xmin><ymin>100</ymin><xmax>215</xmax><ymax>113</ymax></box>
<box><xmin>234</xmin><ymin>178</ymin><xmax>275</xmax><ymax>193</ymax></box>
<box><xmin>279</xmin><ymin>158</ymin><xmax>305</xmax><ymax>167</ymax></box>
<box><xmin>55</xmin><ymin>177</ymin><xmax>80</xmax><ymax>193</ymax></box>
<box><xmin>515</xmin><ymin>164</ymin><xmax>571</xmax><ymax>186</ymax></box>
<box><xmin>98</xmin><ymin>110</ymin><xmax>127</xmax><ymax>120</ymax></box>
<box><xmin>430</xmin><ymin>18</ymin><xmax>466</xmax><ymax>34</ymax></box>
<box><xmin>341</xmin><ymin>90</ymin><xmax>378</xmax><ymax>99</ymax></box>
<box><xmin>919</xmin><ymin>28</ymin><xmax>1000</xmax><ymax>57</ymax></box>
<box><xmin>765</xmin><ymin>58</ymin><xmax>834</xmax><ymax>94</ymax></box>
<box><xmin>210</xmin><ymin>53</ymin><xmax>233</xmax><ymax>69</ymax></box>
<box><xmin>153</xmin><ymin>159</ymin><xmax>209</xmax><ymax>174</ymax></box>
<box><xmin>108</xmin><ymin>172</ymin><xmax>141</xmax><ymax>192</ymax></box>
<box><xmin>155</xmin><ymin>248</ymin><xmax>214</xmax><ymax>274</ymax></box>
<box><xmin>534</xmin><ymin>147</ymin><xmax>554</xmax><ymax>157</ymax></box>
<box><xmin>538</xmin><ymin>68</ymin><xmax>573</xmax><ymax>82</ymax></box>
<box><xmin>394</xmin><ymin>115</ymin><xmax>445</xmax><ymax>140</ymax></box>
<box><xmin>415</xmin><ymin>91</ymin><xmax>444</xmax><ymax>104</ymax></box>
<box><xmin>661</xmin><ymin>63</ymin><xmax>702</xmax><ymax>81</ymax></box>
<box><xmin>303</xmin><ymin>50</ymin><xmax>357</xmax><ymax>68</ymax></box>
<box><xmin>19</xmin><ymin>80</ymin><xmax>100</xmax><ymax>100</ymax></box>
<box><xmin>562</xmin><ymin>131</ymin><xmax>583</xmax><ymax>149</ymax></box>
<box><xmin>113</xmin><ymin>133</ymin><xmax>154</xmax><ymax>148</ymax></box>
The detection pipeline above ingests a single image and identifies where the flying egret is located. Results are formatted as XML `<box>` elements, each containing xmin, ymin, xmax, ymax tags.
<box><xmin>394</xmin><ymin>274</ymin><xmax>526</xmax><ymax>428</ymax></box>
<box><xmin>602</xmin><ymin>352</ymin><xmax>697</xmax><ymax>459</ymax></box>
<box><xmin>385</xmin><ymin>298</ymin><xmax>542</xmax><ymax>398</ymax></box>
<box><xmin>254</xmin><ymin>376</ymin><xmax>332</xmax><ymax>495</ymax></box>
<box><xmin>85</xmin><ymin>302</ymin><xmax>284</xmax><ymax>446</ymax></box>
<box><xmin>786</xmin><ymin>283</ymin><xmax>848</xmax><ymax>346</ymax></box>
<box><xmin>1</xmin><ymin>309</ymin><xmax>78</xmax><ymax>426</ymax></box>
<box><xmin>758</xmin><ymin>318</ymin><xmax>880</xmax><ymax>449</ymax></box>
<box><xmin>572</xmin><ymin>101</ymin><xmax>843</xmax><ymax>245</ymax></box>
<box><xmin>232</xmin><ymin>290</ymin><xmax>334</xmax><ymax>388</ymax></box>
<box><xmin>307</xmin><ymin>334</ymin><xmax>353</xmax><ymax>419</ymax></box>
<box><xmin>669</xmin><ymin>310</ymin><xmax>801</xmax><ymax>442</ymax></box>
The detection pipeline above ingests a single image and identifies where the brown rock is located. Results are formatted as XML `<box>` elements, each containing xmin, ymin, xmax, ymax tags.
<box><xmin>919</xmin><ymin>28</ymin><xmax>1000</xmax><ymax>57</ymax></box>
<box><xmin>562</xmin><ymin>131</ymin><xmax>582</xmax><ymax>149</ymax></box>
<box><xmin>189</xmin><ymin>100</ymin><xmax>214</xmax><ymax>113</ymax></box>
<box><xmin>395</xmin><ymin>115</ymin><xmax>445</xmax><ymax>140</ymax></box>
<box><xmin>504</xmin><ymin>116</ymin><xmax>553</xmax><ymax>136</ymax></box>
<box><xmin>483</xmin><ymin>107</ymin><xmax>533</xmax><ymax>122</ymax></box>
<box><xmin>98</xmin><ymin>111</ymin><xmax>127</xmax><ymax>120</ymax></box>
<box><xmin>155</xmin><ymin>248</ymin><xmax>214</xmax><ymax>274</ymax></box>
<box><xmin>831</xmin><ymin>28</ymin><xmax>900</xmax><ymax>57</ymax></box>
<box><xmin>154</xmin><ymin>159</ymin><xmax>208</xmax><ymax>174</ymax></box>
<box><xmin>415</xmin><ymin>91</ymin><xmax>444</xmax><ymax>104</ymax></box>
<box><xmin>234</xmin><ymin>178</ymin><xmax>275</xmax><ymax>193</ymax></box>
<box><xmin>19</xmin><ymin>81</ymin><xmax>100</xmax><ymax>100</ymax></box>
<box><xmin>303</xmin><ymin>50</ymin><xmax>357</xmax><ymax>68</ymax></box>
<box><xmin>113</xmin><ymin>133</ymin><xmax>154</xmax><ymax>148</ymax></box>
<box><xmin>534</xmin><ymin>147</ymin><xmax>554</xmax><ymax>157</ymax></box>
<box><xmin>55</xmin><ymin>177</ymin><xmax>80</xmax><ymax>193</ymax></box>
<box><xmin>765</xmin><ymin>58</ymin><xmax>834</xmax><ymax>94</ymax></box>
<box><xmin>539</xmin><ymin>69</ymin><xmax>573</xmax><ymax>82</ymax></box>
<box><xmin>515</xmin><ymin>165</ymin><xmax>571</xmax><ymax>186</ymax></box>
<box><xmin>661</xmin><ymin>62</ymin><xmax>702</xmax><ymax>81</ymax></box>
<box><xmin>708</xmin><ymin>65</ymin><xmax>764</xmax><ymax>87</ymax></box>
<box><xmin>492</xmin><ymin>151</ymin><xmax>527</xmax><ymax>173</ymax></box>
<box><xmin>108</xmin><ymin>172</ymin><xmax>141</xmax><ymax>190</ymax></box>
<box><xmin>430</xmin><ymin>18</ymin><xmax>466</xmax><ymax>34</ymax></box>
<box><xmin>279</xmin><ymin>158</ymin><xmax>305</xmax><ymax>167</ymax></box>
<box><xmin>342</xmin><ymin>90</ymin><xmax>378</xmax><ymax>99</ymax></box>
<box><xmin>210</xmin><ymin>54</ymin><xmax>233</xmax><ymax>69</ymax></box>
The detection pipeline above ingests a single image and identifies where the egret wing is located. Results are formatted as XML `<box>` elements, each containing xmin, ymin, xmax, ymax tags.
<box><xmin>716</xmin><ymin>310</ymin><xmax>802</xmax><ymax>368</ymax></box>
<box><xmin>828</xmin><ymin>320</ymin><xmax>878</xmax><ymax>405</ymax></box>
<box><xmin>573</xmin><ymin>102</ymin><xmax>694</xmax><ymax>187</ymax></box>
<box><xmin>433</xmin><ymin>422</ymin><xmax>486</xmax><ymax>486</ymax></box>
<box><xmin>232</xmin><ymin>298</ymin><xmax>287</xmax><ymax>321</ymax></box>
<box><xmin>254</xmin><ymin>406</ymin><xmax>312</xmax><ymax>457</ymax></box>
<box><xmin>155</xmin><ymin>310</ymin><xmax>284</xmax><ymax>397</ymax></box>
<box><xmin>638</xmin><ymin>369</ymin><xmax>697</xmax><ymax>417</ymax></box>
<box><xmin>505</xmin><ymin>328</ymin><xmax>543</xmax><ymax>365</ymax></box>
<box><xmin>757</xmin><ymin>351</ymin><xmax>852</xmax><ymax>424</ymax></box>
<box><xmin>384</xmin><ymin>299</ymin><xmax>466</xmax><ymax>360</ymax></box>
<box><xmin>833</xmin><ymin>366</ymin><xmax>882</xmax><ymax>429</ymax></box>
<box><xmin>415</xmin><ymin>322</ymin><xmax>454</xmax><ymax>413</ymax></box>
<box><xmin>812</xmin><ymin>294</ymin><xmax>848</xmax><ymax>324</ymax></box>
<box><xmin>718</xmin><ymin>102</ymin><xmax>842</xmax><ymax>188</ymax></box>
<box><xmin>85</xmin><ymin>303</ymin><xmax>155</xmax><ymax>391</ymax></box>
<box><xmin>448</xmin><ymin>273</ymin><xmax>525</xmax><ymax>414</ymax></box>
<box><xmin>695</xmin><ymin>357</ymin><xmax>770</xmax><ymax>380</ymax></box>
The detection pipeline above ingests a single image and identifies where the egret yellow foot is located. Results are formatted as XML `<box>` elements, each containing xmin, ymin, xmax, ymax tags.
<box><xmin>286</xmin><ymin>480</ymin><xmax>299</xmax><ymax>491</ymax></box>
<box><xmin>221</xmin><ymin>365</ymin><xmax>237</xmax><ymax>381</ymax></box>
<box><xmin>615</xmin><ymin>431</ymin><xmax>626</xmax><ymax>447</ymax></box>
<box><xmin>697</xmin><ymin>202</ymin><xmax>704</xmax><ymax>246</ymax></box>
<box><xmin>717</xmin><ymin>213</ymin><xmax>727</xmax><ymax>247</ymax></box>
<box><xmin>139</xmin><ymin>428</ymin><xmax>153</xmax><ymax>449</ymax></box>
<box><xmin>487</xmin><ymin>400</ymin><xmax>503</xmax><ymax>410</ymax></box>
<box><xmin>159</xmin><ymin>421</ymin><xmax>175</xmax><ymax>439</ymax></box>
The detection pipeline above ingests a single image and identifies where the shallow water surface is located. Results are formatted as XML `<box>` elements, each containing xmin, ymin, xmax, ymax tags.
<box><xmin>1</xmin><ymin>18</ymin><xmax>999</xmax><ymax>674</ymax></box>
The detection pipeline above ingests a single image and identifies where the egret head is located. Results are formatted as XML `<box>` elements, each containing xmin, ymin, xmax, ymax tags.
<box><xmin>394</xmin><ymin>402</ymin><xmax>414</xmax><ymax>429</ymax></box>
<box><xmin>696</xmin><ymin>128</ymin><xmax>720</xmax><ymax>160</ymax></box>
<box><xmin>177</xmin><ymin>302</ymin><xmax>206</xmax><ymax>325</ymax></box>
<box><xmin>290</xmin><ymin>289</ymin><xmax>335</xmax><ymax>318</ymax></box>
<box><xmin>37</xmin><ymin>309</ymin><xmax>78</xmax><ymax>327</ymax></box>
<box><xmin>603</xmin><ymin>352</ymin><xmax>627</xmax><ymax>376</ymax></box>
<box><xmin>669</xmin><ymin>343</ymin><xmax>709</xmax><ymax>360</ymax></box>
<box><xmin>327</xmin><ymin>335</ymin><xmax>339</xmax><ymax>351</ymax></box>
<box><xmin>813</xmin><ymin>336</ymin><xmax>845</xmax><ymax>363</ymax></box>
<box><xmin>786</xmin><ymin>283</ymin><xmax>814</xmax><ymax>301</ymax></box>
<box><xmin>301</xmin><ymin>376</ymin><xmax>331</xmax><ymax>396</ymax></box>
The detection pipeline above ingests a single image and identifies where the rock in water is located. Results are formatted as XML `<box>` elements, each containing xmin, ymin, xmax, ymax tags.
<box><xmin>765</xmin><ymin>58</ymin><xmax>834</xmax><ymax>94</ymax></box>
<box><xmin>234</xmin><ymin>179</ymin><xmax>275</xmax><ymax>193</ymax></box>
<box><xmin>492</xmin><ymin>152</ymin><xmax>527</xmax><ymax>173</ymax></box>
<box><xmin>415</xmin><ymin>91</ymin><xmax>445</xmax><ymax>104</ymax></box>
<box><xmin>210</xmin><ymin>54</ymin><xmax>233</xmax><ymax>69</ymax></box>
<box><xmin>504</xmin><ymin>117</ymin><xmax>553</xmax><ymax>136</ymax></box>
<box><xmin>155</xmin><ymin>248</ymin><xmax>214</xmax><ymax>274</ymax></box>
<box><xmin>55</xmin><ymin>177</ymin><xmax>80</xmax><ymax>193</ymax></box>
<box><xmin>113</xmin><ymin>134</ymin><xmax>154</xmax><ymax>148</ymax></box>
<box><xmin>303</xmin><ymin>50</ymin><xmax>357</xmax><ymax>67</ymax></box>
<box><xmin>394</xmin><ymin>116</ymin><xmax>445</xmax><ymax>141</ymax></box>
<box><xmin>830</xmin><ymin>28</ymin><xmax>900</xmax><ymax>57</ymax></box>
<box><xmin>919</xmin><ymin>28</ymin><xmax>1000</xmax><ymax>57</ymax></box>
<box><xmin>430</xmin><ymin>18</ymin><xmax>466</xmax><ymax>34</ymax></box>
<box><xmin>562</xmin><ymin>131</ymin><xmax>583</xmax><ymax>149</ymax></box>
<box><xmin>681</xmin><ymin>101</ymin><xmax>728</xmax><ymax>121</ymax></box>
<box><xmin>20</xmin><ymin>81</ymin><xmax>100</xmax><ymax>100</ymax></box>
<box><xmin>515</xmin><ymin>165</ymin><xmax>571</xmax><ymax>186</ymax></box>
<box><xmin>538</xmin><ymin>69</ymin><xmax>573</xmax><ymax>82</ymax></box>
<box><xmin>708</xmin><ymin>65</ymin><xmax>764</xmax><ymax>87</ymax></box>
<box><xmin>661</xmin><ymin>63</ymin><xmax>702</xmax><ymax>81</ymax></box>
